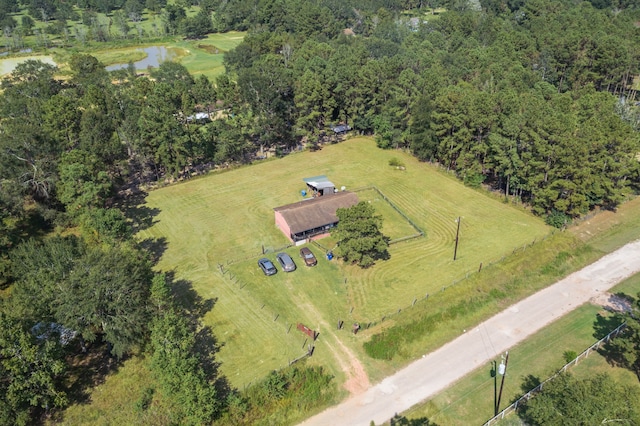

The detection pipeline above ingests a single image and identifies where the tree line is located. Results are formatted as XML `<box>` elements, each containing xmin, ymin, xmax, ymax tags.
<box><xmin>219</xmin><ymin>0</ymin><xmax>640</xmax><ymax>224</ymax></box>
<box><xmin>2</xmin><ymin>2</ymin><xmax>640</xmax><ymax>225</ymax></box>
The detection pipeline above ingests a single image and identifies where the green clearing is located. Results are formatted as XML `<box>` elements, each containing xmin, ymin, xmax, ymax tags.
<box><xmin>56</xmin><ymin>138</ymin><xmax>640</xmax><ymax>423</ymax></box>
<box><xmin>171</xmin><ymin>32</ymin><xmax>245</xmax><ymax>79</ymax></box>
<box><xmin>136</xmin><ymin>137</ymin><xmax>550</xmax><ymax>389</ymax></box>
<box><xmin>396</xmin><ymin>265</ymin><xmax>640</xmax><ymax>425</ymax></box>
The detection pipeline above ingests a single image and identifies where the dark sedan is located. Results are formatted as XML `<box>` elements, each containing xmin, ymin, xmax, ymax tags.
<box><xmin>258</xmin><ymin>258</ymin><xmax>277</xmax><ymax>276</ymax></box>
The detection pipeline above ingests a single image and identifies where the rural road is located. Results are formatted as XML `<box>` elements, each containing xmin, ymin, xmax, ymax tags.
<box><xmin>299</xmin><ymin>239</ymin><xmax>640</xmax><ymax>426</ymax></box>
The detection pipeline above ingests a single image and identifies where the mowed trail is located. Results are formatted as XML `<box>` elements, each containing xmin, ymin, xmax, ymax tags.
<box><xmin>299</xmin><ymin>239</ymin><xmax>640</xmax><ymax>426</ymax></box>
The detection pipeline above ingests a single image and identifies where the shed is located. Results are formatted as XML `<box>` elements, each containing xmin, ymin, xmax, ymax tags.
<box><xmin>274</xmin><ymin>191</ymin><xmax>359</xmax><ymax>242</ymax></box>
<box><xmin>303</xmin><ymin>175</ymin><xmax>336</xmax><ymax>197</ymax></box>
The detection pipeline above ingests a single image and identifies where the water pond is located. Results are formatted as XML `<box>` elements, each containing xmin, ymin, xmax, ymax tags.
<box><xmin>0</xmin><ymin>55</ymin><xmax>56</xmax><ymax>76</ymax></box>
<box><xmin>105</xmin><ymin>46</ymin><xmax>178</xmax><ymax>72</ymax></box>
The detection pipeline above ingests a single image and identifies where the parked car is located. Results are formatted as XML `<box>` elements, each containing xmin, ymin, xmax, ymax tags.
<box><xmin>258</xmin><ymin>258</ymin><xmax>277</xmax><ymax>276</ymax></box>
<box><xmin>299</xmin><ymin>247</ymin><xmax>317</xmax><ymax>267</ymax></box>
<box><xmin>276</xmin><ymin>252</ymin><xmax>297</xmax><ymax>272</ymax></box>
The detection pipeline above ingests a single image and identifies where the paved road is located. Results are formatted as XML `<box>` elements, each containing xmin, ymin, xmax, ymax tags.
<box><xmin>299</xmin><ymin>239</ymin><xmax>640</xmax><ymax>426</ymax></box>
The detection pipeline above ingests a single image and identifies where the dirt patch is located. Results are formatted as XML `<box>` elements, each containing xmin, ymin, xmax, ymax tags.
<box><xmin>334</xmin><ymin>338</ymin><xmax>370</xmax><ymax>395</ymax></box>
<box><xmin>288</xmin><ymin>291</ymin><xmax>370</xmax><ymax>396</ymax></box>
<box><xmin>591</xmin><ymin>292</ymin><xmax>633</xmax><ymax>313</ymax></box>
<box><xmin>197</xmin><ymin>44</ymin><xmax>224</xmax><ymax>54</ymax></box>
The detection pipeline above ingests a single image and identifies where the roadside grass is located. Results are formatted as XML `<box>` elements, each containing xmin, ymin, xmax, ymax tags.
<box><xmin>397</xmin><ymin>304</ymin><xmax>617</xmax><ymax>425</ymax></box>
<box><xmin>136</xmin><ymin>137</ymin><xmax>550</xmax><ymax>389</ymax></box>
<box><xmin>570</xmin><ymin>196</ymin><xmax>640</xmax><ymax>252</ymax></box>
<box><xmin>359</xmin><ymin>232</ymin><xmax>600</xmax><ymax>369</ymax></box>
<box><xmin>393</xmin><ymin>251</ymin><xmax>640</xmax><ymax>426</ymax></box>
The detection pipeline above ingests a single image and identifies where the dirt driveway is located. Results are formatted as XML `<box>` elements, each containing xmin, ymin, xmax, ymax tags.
<box><xmin>299</xmin><ymin>239</ymin><xmax>640</xmax><ymax>426</ymax></box>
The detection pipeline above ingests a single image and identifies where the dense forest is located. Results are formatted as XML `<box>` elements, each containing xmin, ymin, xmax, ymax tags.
<box><xmin>2</xmin><ymin>0</ymin><xmax>640</xmax><ymax>423</ymax></box>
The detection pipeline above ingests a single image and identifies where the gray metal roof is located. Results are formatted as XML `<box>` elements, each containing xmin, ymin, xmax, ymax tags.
<box><xmin>274</xmin><ymin>191</ymin><xmax>359</xmax><ymax>234</ymax></box>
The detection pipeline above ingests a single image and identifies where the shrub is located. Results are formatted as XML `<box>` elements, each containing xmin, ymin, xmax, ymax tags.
<box><xmin>389</xmin><ymin>158</ymin><xmax>405</xmax><ymax>168</ymax></box>
<box><xmin>545</xmin><ymin>210</ymin><xmax>571</xmax><ymax>228</ymax></box>
<box><xmin>562</xmin><ymin>350</ymin><xmax>577</xmax><ymax>363</ymax></box>
<box><xmin>134</xmin><ymin>387</ymin><xmax>155</xmax><ymax>412</ymax></box>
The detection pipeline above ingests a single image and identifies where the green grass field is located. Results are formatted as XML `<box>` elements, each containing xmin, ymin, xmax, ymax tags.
<box><xmin>354</xmin><ymin>187</ymin><xmax>422</xmax><ymax>241</ymax></box>
<box><xmin>136</xmin><ymin>137</ymin><xmax>551</xmax><ymax>389</ymax></box>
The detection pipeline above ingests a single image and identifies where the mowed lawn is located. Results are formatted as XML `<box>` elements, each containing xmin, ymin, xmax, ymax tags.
<box><xmin>138</xmin><ymin>137</ymin><xmax>551</xmax><ymax>388</ymax></box>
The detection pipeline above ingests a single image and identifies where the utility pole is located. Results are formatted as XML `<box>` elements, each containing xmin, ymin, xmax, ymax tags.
<box><xmin>495</xmin><ymin>351</ymin><xmax>510</xmax><ymax>416</ymax></box>
<box><xmin>453</xmin><ymin>216</ymin><xmax>461</xmax><ymax>261</ymax></box>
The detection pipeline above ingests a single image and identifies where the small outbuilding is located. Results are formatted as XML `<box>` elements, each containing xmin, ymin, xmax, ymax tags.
<box><xmin>303</xmin><ymin>175</ymin><xmax>336</xmax><ymax>197</ymax></box>
<box><xmin>274</xmin><ymin>191</ymin><xmax>359</xmax><ymax>242</ymax></box>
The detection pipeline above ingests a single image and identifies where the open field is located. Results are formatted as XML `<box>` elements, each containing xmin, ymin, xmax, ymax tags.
<box><xmin>137</xmin><ymin>137</ymin><xmax>551</xmax><ymax>389</ymax></box>
<box><xmin>353</xmin><ymin>187</ymin><xmax>421</xmax><ymax>241</ymax></box>
<box><xmin>171</xmin><ymin>32</ymin><xmax>245</xmax><ymax>79</ymax></box>
<box><xmin>56</xmin><ymin>139</ymin><xmax>640</xmax><ymax>424</ymax></box>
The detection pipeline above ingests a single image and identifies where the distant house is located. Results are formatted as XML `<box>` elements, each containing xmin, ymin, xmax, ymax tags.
<box><xmin>331</xmin><ymin>124</ymin><xmax>351</xmax><ymax>135</ymax></box>
<box><xmin>274</xmin><ymin>191</ymin><xmax>359</xmax><ymax>242</ymax></box>
<box><xmin>186</xmin><ymin>112</ymin><xmax>211</xmax><ymax>123</ymax></box>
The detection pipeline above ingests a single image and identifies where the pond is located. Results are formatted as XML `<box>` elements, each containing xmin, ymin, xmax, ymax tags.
<box><xmin>0</xmin><ymin>55</ymin><xmax>56</xmax><ymax>76</ymax></box>
<box><xmin>105</xmin><ymin>46</ymin><xmax>178</xmax><ymax>72</ymax></box>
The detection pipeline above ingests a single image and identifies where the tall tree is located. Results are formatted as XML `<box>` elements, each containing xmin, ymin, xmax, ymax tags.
<box><xmin>0</xmin><ymin>314</ymin><xmax>67</xmax><ymax>426</ymax></box>
<box><xmin>520</xmin><ymin>373</ymin><xmax>640</xmax><ymax>425</ymax></box>
<box><xmin>149</xmin><ymin>273</ymin><xmax>223</xmax><ymax>424</ymax></box>
<box><xmin>57</xmin><ymin>245</ymin><xmax>152</xmax><ymax>358</ymax></box>
<box><xmin>334</xmin><ymin>201</ymin><xmax>389</xmax><ymax>268</ymax></box>
<box><xmin>606</xmin><ymin>293</ymin><xmax>640</xmax><ymax>380</ymax></box>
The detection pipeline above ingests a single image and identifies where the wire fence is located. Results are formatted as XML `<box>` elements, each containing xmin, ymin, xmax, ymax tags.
<box><xmin>221</xmin><ymin>243</ymin><xmax>295</xmax><ymax>267</ymax></box>
<box><xmin>351</xmin><ymin>185</ymin><xmax>425</xmax><ymax>244</ymax></box>
<box><xmin>482</xmin><ymin>322</ymin><xmax>627</xmax><ymax>426</ymax></box>
<box><xmin>217</xmin><ymin>263</ymin><xmax>317</xmax><ymax>392</ymax></box>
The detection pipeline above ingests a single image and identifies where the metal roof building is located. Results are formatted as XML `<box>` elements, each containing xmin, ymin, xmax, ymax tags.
<box><xmin>274</xmin><ymin>191</ymin><xmax>359</xmax><ymax>242</ymax></box>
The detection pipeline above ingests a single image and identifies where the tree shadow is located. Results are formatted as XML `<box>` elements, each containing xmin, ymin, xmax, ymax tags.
<box><xmin>112</xmin><ymin>187</ymin><xmax>161</xmax><ymax>233</ymax></box>
<box><xmin>593</xmin><ymin>312</ymin><xmax>623</xmax><ymax>340</ymax></box>
<box><xmin>195</xmin><ymin>324</ymin><xmax>233</xmax><ymax>403</ymax></box>
<box><xmin>593</xmin><ymin>312</ymin><xmax>627</xmax><ymax>368</ymax></box>
<box><xmin>138</xmin><ymin>236</ymin><xmax>167</xmax><ymax>265</ymax></box>
<box><xmin>57</xmin><ymin>341</ymin><xmax>125</xmax><ymax>411</ymax></box>
<box><xmin>164</xmin><ymin>272</ymin><xmax>233</xmax><ymax>403</ymax></box>
<box><xmin>520</xmin><ymin>374</ymin><xmax>541</xmax><ymax>393</ymax></box>
<box><xmin>166</xmin><ymin>271</ymin><xmax>216</xmax><ymax>320</ymax></box>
